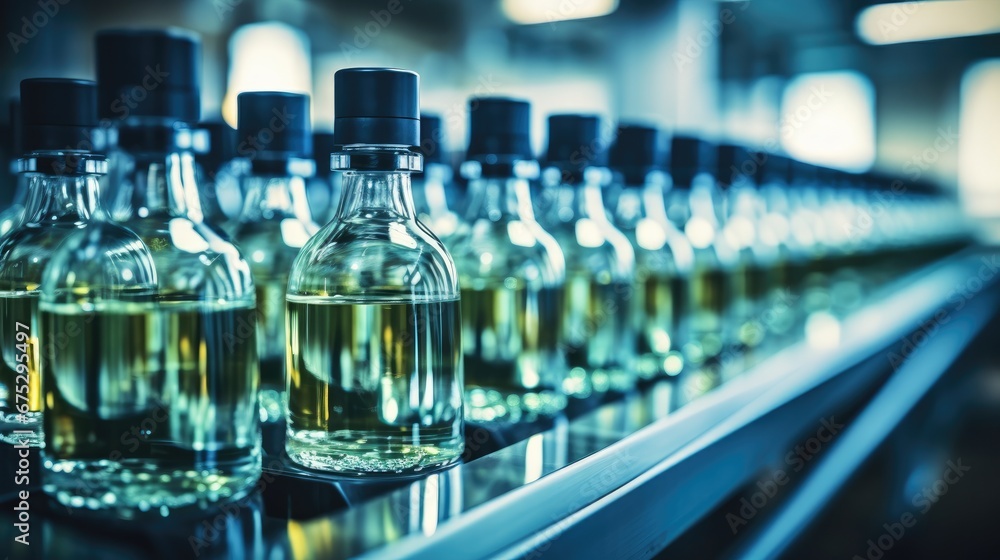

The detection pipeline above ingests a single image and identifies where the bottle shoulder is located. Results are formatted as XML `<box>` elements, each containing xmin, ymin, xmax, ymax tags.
<box><xmin>118</xmin><ymin>215</ymin><xmax>255</xmax><ymax>300</ymax></box>
<box><xmin>548</xmin><ymin>218</ymin><xmax>635</xmax><ymax>278</ymax></box>
<box><xmin>288</xmin><ymin>217</ymin><xmax>460</xmax><ymax>298</ymax></box>
<box><xmin>0</xmin><ymin>223</ymin><xmax>84</xmax><ymax>286</ymax></box>
<box><xmin>447</xmin><ymin>217</ymin><xmax>565</xmax><ymax>285</ymax></box>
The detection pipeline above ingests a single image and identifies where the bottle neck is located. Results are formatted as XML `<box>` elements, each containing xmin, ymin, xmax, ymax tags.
<box><xmin>239</xmin><ymin>173</ymin><xmax>316</xmax><ymax>225</ymax></box>
<box><xmin>22</xmin><ymin>171</ymin><xmax>104</xmax><ymax>226</ymax></box>
<box><xmin>334</xmin><ymin>170</ymin><xmax>416</xmax><ymax>222</ymax></box>
<box><xmin>463</xmin><ymin>176</ymin><xmax>537</xmax><ymax>223</ymax></box>
<box><xmin>571</xmin><ymin>177</ymin><xmax>612</xmax><ymax>224</ymax></box>
<box><xmin>18</xmin><ymin>151</ymin><xmax>107</xmax><ymax>226</ymax></box>
<box><xmin>127</xmin><ymin>150</ymin><xmax>204</xmax><ymax>222</ymax></box>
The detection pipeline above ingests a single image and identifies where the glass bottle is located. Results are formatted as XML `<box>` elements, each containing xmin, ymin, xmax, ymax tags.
<box><xmin>609</xmin><ymin>125</ymin><xmax>692</xmax><ymax>381</ymax></box>
<box><xmin>447</xmin><ymin>98</ymin><xmax>567</xmax><ymax>422</ymax></box>
<box><xmin>717</xmin><ymin>144</ymin><xmax>773</xmax><ymax>355</ymax></box>
<box><xmin>41</xmin><ymin>30</ymin><xmax>264</xmax><ymax>512</ymax></box>
<box><xmin>0</xmin><ymin>79</ymin><xmax>118</xmax><ymax>447</ymax></box>
<box><xmin>668</xmin><ymin>137</ymin><xmax>736</xmax><ymax>392</ymax></box>
<box><xmin>542</xmin><ymin>115</ymin><xmax>636</xmax><ymax>395</ymax></box>
<box><xmin>285</xmin><ymin>68</ymin><xmax>463</xmax><ymax>474</ymax></box>
<box><xmin>413</xmin><ymin>113</ymin><xmax>461</xmax><ymax>239</ymax></box>
<box><xmin>231</xmin><ymin>91</ymin><xmax>319</xmax><ymax>423</ymax></box>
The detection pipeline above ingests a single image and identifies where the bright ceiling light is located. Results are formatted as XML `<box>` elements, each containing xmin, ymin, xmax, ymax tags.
<box><xmin>222</xmin><ymin>22</ymin><xmax>312</xmax><ymax>127</ymax></box>
<box><xmin>502</xmin><ymin>0</ymin><xmax>619</xmax><ymax>25</ymax></box>
<box><xmin>780</xmin><ymin>71</ymin><xmax>876</xmax><ymax>172</ymax></box>
<box><xmin>856</xmin><ymin>0</ymin><xmax>1000</xmax><ymax>45</ymax></box>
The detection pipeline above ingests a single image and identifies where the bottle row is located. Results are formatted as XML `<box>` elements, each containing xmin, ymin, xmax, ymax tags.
<box><xmin>0</xmin><ymin>28</ymin><xmax>966</xmax><ymax>516</ymax></box>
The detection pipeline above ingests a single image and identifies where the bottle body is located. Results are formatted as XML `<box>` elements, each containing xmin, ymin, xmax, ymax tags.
<box><xmin>676</xmin><ymin>173</ymin><xmax>738</xmax><ymax>394</ymax></box>
<box><xmin>0</xmin><ymin>167</ymin><xmax>106</xmax><ymax>446</ymax></box>
<box><xmin>232</xmin><ymin>173</ymin><xmax>318</xmax><ymax>422</ymax></box>
<box><xmin>285</xmin><ymin>164</ymin><xmax>464</xmax><ymax>474</ymax></box>
<box><xmin>546</xmin><ymin>170</ymin><xmax>636</xmax><ymax>395</ymax></box>
<box><xmin>41</xmin><ymin>148</ymin><xmax>262</xmax><ymax>511</ymax></box>
<box><xmin>448</xmin><ymin>175</ymin><xmax>566</xmax><ymax>422</ymax></box>
<box><xmin>612</xmin><ymin>175</ymin><xmax>692</xmax><ymax>381</ymax></box>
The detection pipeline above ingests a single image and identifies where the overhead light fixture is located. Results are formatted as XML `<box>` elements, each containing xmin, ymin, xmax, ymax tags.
<box><xmin>222</xmin><ymin>22</ymin><xmax>312</xmax><ymax>128</ymax></box>
<box><xmin>856</xmin><ymin>0</ymin><xmax>1000</xmax><ymax>45</ymax></box>
<box><xmin>502</xmin><ymin>0</ymin><xmax>619</xmax><ymax>25</ymax></box>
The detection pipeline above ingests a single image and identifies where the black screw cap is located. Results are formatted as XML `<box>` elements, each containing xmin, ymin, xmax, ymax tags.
<box><xmin>420</xmin><ymin>113</ymin><xmax>446</xmax><ymax>164</ymax></box>
<box><xmin>20</xmin><ymin>78</ymin><xmax>99</xmax><ymax>153</ymax></box>
<box><xmin>669</xmin><ymin>136</ymin><xmax>715</xmax><ymax>187</ymax></box>
<box><xmin>95</xmin><ymin>28</ymin><xmax>201</xmax><ymax>122</ymax></box>
<box><xmin>466</xmin><ymin>98</ymin><xmax>533</xmax><ymax>162</ymax></box>
<box><xmin>237</xmin><ymin>91</ymin><xmax>311</xmax><ymax>160</ymax></box>
<box><xmin>609</xmin><ymin>124</ymin><xmax>665</xmax><ymax>185</ymax></box>
<box><xmin>716</xmin><ymin>144</ymin><xmax>753</xmax><ymax>187</ymax></box>
<box><xmin>333</xmin><ymin>68</ymin><xmax>419</xmax><ymax>147</ymax></box>
<box><xmin>545</xmin><ymin>114</ymin><xmax>609</xmax><ymax>172</ymax></box>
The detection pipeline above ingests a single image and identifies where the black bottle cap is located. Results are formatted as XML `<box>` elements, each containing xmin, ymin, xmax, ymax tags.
<box><xmin>609</xmin><ymin>124</ymin><xmax>665</xmax><ymax>185</ymax></box>
<box><xmin>313</xmin><ymin>130</ymin><xmax>336</xmax><ymax>173</ymax></box>
<box><xmin>20</xmin><ymin>78</ymin><xmax>99</xmax><ymax>153</ymax></box>
<box><xmin>333</xmin><ymin>68</ymin><xmax>419</xmax><ymax>147</ymax></box>
<box><xmin>545</xmin><ymin>114</ymin><xmax>609</xmax><ymax>172</ymax></box>
<box><xmin>467</xmin><ymin>97</ymin><xmax>533</xmax><ymax>162</ymax></box>
<box><xmin>237</xmin><ymin>91</ymin><xmax>311</xmax><ymax>160</ymax></box>
<box><xmin>753</xmin><ymin>152</ymin><xmax>791</xmax><ymax>185</ymax></box>
<box><xmin>196</xmin><ymin>121</ymin><xmax>237</xmax><ymax>170</ymax></box>
<box><xmin>790</xmin><ymin>159</ymin><xmax>818</xmax><ymax>185</ymax></box>
<box><xmin>420</xmin><ymin>113</ymin><xmax>446</xmax><ymax>164</ymax></box>
<box><xmin>95</xmin><ymin>28</ymin><xmax>201</xmax><ymax>122</ymax></box>
<box><xmin>716</xmin><ymin>144</ymin><xmax>753</xmax><ymax>187</ymax></box>
<box><xmin>669</xmin><ymin>136</ymin><xmax>716</xmax><ymax>187</ymax></box>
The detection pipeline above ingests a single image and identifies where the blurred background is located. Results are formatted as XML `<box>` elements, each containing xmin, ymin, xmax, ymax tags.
<box><xmin>1</xmin><ymin>0</ymin><xmax>998</xmax><ymax>232</ymax></box>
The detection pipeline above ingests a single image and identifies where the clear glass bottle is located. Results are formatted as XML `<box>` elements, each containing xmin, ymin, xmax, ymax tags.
<box><xmin>0</xmin><ymin>79</ymin><xmax>116</xmax><ymax>447</ymax></box>
<box><xmin>716</xmin><ymin>144</ymin><xmax>773</xmax><ymax>355</ymax></box>
<box><xmin>40</xmin><ymin>30</ymin><xmax>264</xmax><ymax>512</ymax></box>
<box><xmin>609</xmin><ymin>125</ymin><xmax>692</xmax><ymax>381</ymax></box>
<box><xmin>447</xmin><ymin>98</ymin><xmax>567</xmax><ymax>422</ymax></box>
<box><xmin>413</xmin><ymin>113</ymin><xmax>461</xmax><ymax>239</ymax></box>
<box><xmin>285</xmin><ymin>68</ymin><xmax>463</xmax><ymax>475</ymax></box>
<box><xmin>542</xmin><ymin>115</ymin><xmax>637</xmax><ymax>395</ymax></box>
<box><xmin>231</xmin><ymin>91</ymin><xmax>319</xmax><ymax>423</ymax></box>
<box><xmin>667</xmin><ymin>137</ymin><xmax>736</xmax><ymax>390</ymax></box>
